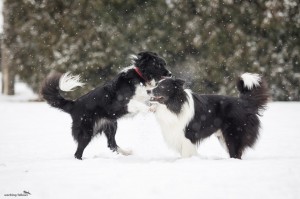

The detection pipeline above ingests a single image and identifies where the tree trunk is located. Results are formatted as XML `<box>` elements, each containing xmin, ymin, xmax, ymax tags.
<box><xmin>1</xmin><ymin>42</ymin><xmax>14</xmax><ymax>95</ymax></box>
<box><xmin>1</xmin><ymin>0</ymin><xmax>15</xmax><ymax>95</ymax></box>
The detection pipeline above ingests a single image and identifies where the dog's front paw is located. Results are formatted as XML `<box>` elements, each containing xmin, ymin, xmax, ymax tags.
<box><xmin>149</xmin><ymin>105</ymin><xmax>157</xmax><ymax>112</ymax></box>
<box><xmin>74</xmin><ymin>153</ymin><xmax>83</xmax><ymax>160</ymax></box>
<box><xmin>117</xmin><ymin>147</ymin><xmax>132</xmax><ymax>156</ymax></box>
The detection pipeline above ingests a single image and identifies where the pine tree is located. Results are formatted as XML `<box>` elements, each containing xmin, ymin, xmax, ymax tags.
<box><xmin>2</xmin><ymin>0</ymin><xmax>299</xmax><ymax>100</ymax></box>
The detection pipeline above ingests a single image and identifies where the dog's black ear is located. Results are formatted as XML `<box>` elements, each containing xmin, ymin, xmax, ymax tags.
<box><xmin>136</xmin><ymin>52</ymin><xmax>149</xmax><ymax>63</ymax></box>
<box><xmin>174</xmin><ymin>78</ymin><xmax>185</xmax><ymax>88</ymax></box>
<box><xmin>138</xmin><ymin>51</ymin><xmax>158</xmax><ymax>58</ymax></box>
<box><xmin>137</xmin><ymin>52</ymin><xmax>147</xmax><ymax>58</ymax></box>
<box><xmin>151</xmin><ymin>52</ymin><xmax>158</xmax><ymax>56</ymax></box>
<box><xmin>136</xmin><ymin>52</ymin><xmax>157</xmax><ymax>69</ymax></box>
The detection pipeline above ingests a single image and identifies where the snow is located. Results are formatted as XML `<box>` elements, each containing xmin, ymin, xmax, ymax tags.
<box><xmin>1</xmin><ymin>79</ymin><xmax>300</xmax><ymax>199</ymax></box>
<box><xmin>0</xmin><ymin>74</ymin><xmax>37</xmax><ymax>102</ymax></box>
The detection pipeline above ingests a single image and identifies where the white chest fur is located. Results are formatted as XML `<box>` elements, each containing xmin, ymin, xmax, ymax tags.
<box><xmin>127</xmin><ymin>82</ymin><xmax>154</xmax><ymax>115</ymax></box>
<box><xmin>154</xmin><ymin>90</ymin><xmax>198</xmax><ymax>157</ymax></box>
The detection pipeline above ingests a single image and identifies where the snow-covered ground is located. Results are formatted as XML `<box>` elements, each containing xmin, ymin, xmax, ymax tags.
<box><xmin>0</xmin><ymin>79</ymin><xmax>300</xmax><ymax>199</ymax></box>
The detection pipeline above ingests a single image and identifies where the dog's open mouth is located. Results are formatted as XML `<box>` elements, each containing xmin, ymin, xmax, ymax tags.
<box><xmin>160</xmin><ymin>76</ymin><xmax>170</xmax><ymax>80</ymax></box>
<box><xmin>150</xmin><ymin>96</ymin><xmax>164</xmax><ymax>102</ymax></box>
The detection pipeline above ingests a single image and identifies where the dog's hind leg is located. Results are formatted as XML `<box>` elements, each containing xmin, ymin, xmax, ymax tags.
<box><xmin>222</xmin><ymin>129</ymin><xmax>243</xmax><ymax>159</ymax></box>
<box><xmin>73</xmin><ymin>128</ymin><xmax>92</xmax><ymax>160</ymax></box>
<box><xmin>215</xmin><ymin>130</ymin><xmax>229</xmax><ymax>152</ymax></box>
<box><xmin>103</xmin><ymin>120</ymin><xmax>118</xmax><ymax>152</ymax></box>
<box><xmin>103</xmin><ymin>120</ymin><xmax>132</xmax><ymax>156</ymax></box>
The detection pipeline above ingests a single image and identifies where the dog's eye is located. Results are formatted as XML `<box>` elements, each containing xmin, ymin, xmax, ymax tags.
<box><xmin>155</xmin><ymin>64</ymin><xmax>162</xmax><ymax>69</ymax></box>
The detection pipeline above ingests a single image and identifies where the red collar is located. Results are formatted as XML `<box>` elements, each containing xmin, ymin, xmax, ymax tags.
<box><xmin>134</xmin><ymin>67</ymin><xmax>148</xmax><ymax>82</ymax></box>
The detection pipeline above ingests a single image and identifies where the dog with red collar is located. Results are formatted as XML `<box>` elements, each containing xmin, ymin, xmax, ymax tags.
<box><xmin>41</xmin><ymin>51</ymin><xmax>171</xmax><ymax>160</ymax></box>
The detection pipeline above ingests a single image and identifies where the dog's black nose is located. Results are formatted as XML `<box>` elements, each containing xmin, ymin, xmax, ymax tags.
<box><xmin>147</xmin><ymin>90</ymin><xmax>151</xmax><ymax>95</ymax></box>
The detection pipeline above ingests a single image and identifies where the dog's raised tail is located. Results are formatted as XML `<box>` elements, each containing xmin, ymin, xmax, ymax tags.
<box><xmin>41</xmin><ymin>72</ymin><xmax>84</xmax><ymax>113</ymax></box>
<box><xmin>237</xmin><ymin>73</ymin><xmax>269</xmax><ymax>112</ymax></box>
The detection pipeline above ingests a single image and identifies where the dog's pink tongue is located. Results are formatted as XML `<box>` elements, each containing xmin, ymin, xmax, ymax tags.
<box><xmin>150</xmin><ymin>96</ymin><xmax>163</xmax><ymax>101</ymax></box>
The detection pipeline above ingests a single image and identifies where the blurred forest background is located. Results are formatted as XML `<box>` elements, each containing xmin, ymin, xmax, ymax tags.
<box><xmin>1</xmin><ymin>0</ymin><xmax>299</xmax><ymax>101</ymax></box>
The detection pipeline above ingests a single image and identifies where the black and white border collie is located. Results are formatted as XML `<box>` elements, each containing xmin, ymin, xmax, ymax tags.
<box><xmin>41</xmin><ymin>51</ymin><xmax>171</xmax><ymax>159</ymax></box>
<box><xmin>148</xmin><ymin>73</ymin><xmax>269</xmax><ymax>159</ymax></box>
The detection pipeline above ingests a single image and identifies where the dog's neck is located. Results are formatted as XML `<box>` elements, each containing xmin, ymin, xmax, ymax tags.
<box><xmin>134</xmin><ymin>67</ymin><xmax>148</xmax><ymax>82</ymax></box>
<box><xmin>133</xmin><ymin>67</ymin><xmax>156</xmax><ymax>87</ymax></box>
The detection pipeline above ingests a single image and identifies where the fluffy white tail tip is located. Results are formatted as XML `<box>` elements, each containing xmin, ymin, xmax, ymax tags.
<box><xmin>59</xmin><ymin>72</ymin><xmax>85</xmax><ymax>92</ymax></box>
<box><xmin>241</xmin><ymin>73</ymin><xmax>261</xmax><ymax>90</ymax></box>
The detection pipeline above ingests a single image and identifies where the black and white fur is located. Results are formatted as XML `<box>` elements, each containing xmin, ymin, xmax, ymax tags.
<box><xmin>41</xmin><ymin>52</ymin><xmax>171</xmax><ymax>159</ymax></box>
<box><xmin>148</xmin><ymin>73</ymin><xmax>269</xmax><ymax>159</ymax></box>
